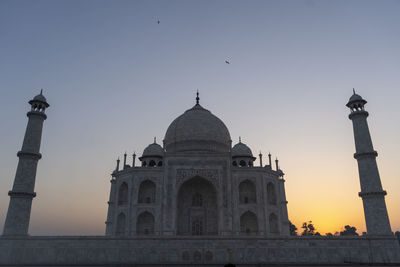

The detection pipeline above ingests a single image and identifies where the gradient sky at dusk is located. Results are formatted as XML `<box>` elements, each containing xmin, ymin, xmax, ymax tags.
<box><xmin>0</xmin><ymin>0</ymin><xmax>399</xmax><ymax>235</ymax></box>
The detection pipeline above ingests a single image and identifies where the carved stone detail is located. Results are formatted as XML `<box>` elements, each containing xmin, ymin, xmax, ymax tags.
<box><xmin>176</xmin><ymin>169</ymin><xmax>219</xmax><ymax>189</ymax></box>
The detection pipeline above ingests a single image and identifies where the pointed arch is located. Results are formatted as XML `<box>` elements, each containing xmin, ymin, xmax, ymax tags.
<box><xmin>136</xmin><ymin>211</ymin><xmax>155</xmax><ymax>235</ymax></box>
<box><xmin>118</xmin><ymin>182</ymin><xmax>128</xmax><ymax>205</ymax></box>
<box><xmin>267</xmin><ymin>182</ymin><xmax>277</xmax><ymax>205</ymax></box>
<box><xmin>239</xmin><ymin>180</ymin><xmax>256</xmax><ymax>204</ymax></box>
<box><xmin>116</xmin><ymin>212</ymin><xmax>126</xmax><ymax>236</ymax></box>
<box><xmin>138</xmin><ymin>180</ymin><xmax>156</xmax><ymax>204</ymax></box>
<box><xmin>177</xmin><ymin>176</ymin><xmax>218</xmax><ymax>235</ymax></box>
<box><xmin>269</xmin><ymin>213</ymin><xmax>279</xmax><ymax>233</ymax></box>
<box><xmin>149</xmin><ymin>160</ymin><xmax>156</xmax><ymax>167</ymax></box>
<box><xmin>240</xmin><ymin>211</ymin><xmax>258</xmax><ymax>235</ymax></box>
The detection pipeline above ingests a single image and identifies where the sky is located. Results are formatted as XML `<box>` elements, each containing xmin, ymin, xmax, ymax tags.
<box><xmin>0</xmin><ymin>0</ymin><xmax>399</xmax><ymax>236</ymax></box>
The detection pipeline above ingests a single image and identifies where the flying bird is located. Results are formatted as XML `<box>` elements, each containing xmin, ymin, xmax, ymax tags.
<box><xmin>225</xmin><ymin>60</ymin><xmax>230</xmax><ymax>64</ymax></box>
<box><xmin>157</xmin><ymin>20</ymin><xmax>160</xmax><ymax>24</ymax></box>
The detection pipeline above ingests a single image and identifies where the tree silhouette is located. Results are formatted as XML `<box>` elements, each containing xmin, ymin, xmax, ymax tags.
<box><xmin>289</xmin><ymin>221</ymin><xmax>297</xmax><ymax>236</ymax></box>
<box><xmin>301</xmin><ymin>221</ymin><xmax>316</xmax><ymax>236</ymax></box>
<box><xmin>340</xmin><ymin>225</ymin><xmax>359</xmax><ymax>236</ymax></box>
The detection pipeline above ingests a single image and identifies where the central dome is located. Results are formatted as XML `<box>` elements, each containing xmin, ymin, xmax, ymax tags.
<box><xmin>164</xmin><ymin>103</ymin><xmax>231</xmax><ymax>153</ymax></box>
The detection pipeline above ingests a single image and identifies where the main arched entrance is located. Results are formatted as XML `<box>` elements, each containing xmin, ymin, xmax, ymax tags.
<box><xmin>177</xmin><ymin>176</ymin><xmax>218</xmax><ymax>235</ymax></box>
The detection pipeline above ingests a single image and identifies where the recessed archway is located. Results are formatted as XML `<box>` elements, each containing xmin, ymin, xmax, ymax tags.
<box><xmin>138</xmin><ymin>180</ymin><xmax>156</xmax><ymax>204</ymax></box>
<box><xmin>240</xmin><ymin>211</ymin><xmax>258</xmax><ymax>235</ymax></box>
<box><xmin>239</xmin><ymin>180</ymin><xmax>256</xmax><ymax>204</ymax></box>
<box><xmin>177</xmin><ymin>176</ymin><xmax>218</xmax><ymax>235</ymax></box>
<box><xmin>136</xmin><ymin>211</ymin><xmax>155</xmax><ymax>235</ymax></box>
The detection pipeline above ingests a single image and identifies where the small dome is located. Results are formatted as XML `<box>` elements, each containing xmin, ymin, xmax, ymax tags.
<box><xmin>348</xmin><ymin>93</ymin><xmax>363</xmax><ymax>102</ymax></box>
<box><xmin>232</xmin><ymin>141</ymin><xmax>253</xmax><ymax>157</ymax></box>
<box><xmin>33</xmin><ymin>93</ymin><xmax>47</xmax><ymax>102</ymax></box>
<box><xmin>142</xmin><ymin>142</ymin><xmax>164</xmax><ymax>158</ymax></box>
<box><xmin>346</xmin><ymin>89</ymin><xmax>367</xmax><ymax>108</ymax></box>
<box><xmin>29</xmin><ymin>90</ymin><xmax>49</xmax><ymax>108</ymax></box>
<box><xmin>164</xmin><ymin>103</ymin><xmax>231</xmax><ymax>153</ymax></box>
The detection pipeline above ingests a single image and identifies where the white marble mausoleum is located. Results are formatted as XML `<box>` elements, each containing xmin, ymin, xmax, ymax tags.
<box><xmin>1</xmin><ymin>91</ymin><xmax>399</xmax><ymax>266</ymax></box>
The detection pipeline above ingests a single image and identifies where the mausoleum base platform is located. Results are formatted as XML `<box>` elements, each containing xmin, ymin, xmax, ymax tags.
<box><xmin>1</xmin><ymin>236</ymin><xmax>399</xmax><ymax>266</ymax></box>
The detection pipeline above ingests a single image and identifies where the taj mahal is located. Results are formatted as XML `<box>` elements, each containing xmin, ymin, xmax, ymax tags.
<box><xmin>105</xmin><ymin>93</ymin><xmax>289</xmax><ymax>238</ymax></box>
<box><xmin>0</xmin><ymin>90</ymin><xmax>399</xmax><ymax>265</ymax></box>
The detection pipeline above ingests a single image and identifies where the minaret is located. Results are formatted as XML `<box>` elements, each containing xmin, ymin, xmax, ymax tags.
<box><xmin>3</xmin><ymin>91</ymin><xmax>49</xmax><ymax>236</ymax></box>
<box><xmin>346</xmin><ymin>90</ymin><xmax>392</xmax><ymax>236</ymax></box>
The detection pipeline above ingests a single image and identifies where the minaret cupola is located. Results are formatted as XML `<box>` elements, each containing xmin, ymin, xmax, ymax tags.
<box><xmin>139</xmin><ymin>137</ymin><xmax>164</xmax><ymax>167</ymax></box>
<box><xmin>29</xmin><ymin>89</ymin><xmax>49</xmax><ymax>114</ymax></box>
<box><xmin>346</xmin><ymin>88</ymin><xmax>367</xmax><ymax>113</ymax></box>
<box><xmin>231</xmin><ymin>137</ymin><xmax>256</xmax><ymax>167</ymax></box>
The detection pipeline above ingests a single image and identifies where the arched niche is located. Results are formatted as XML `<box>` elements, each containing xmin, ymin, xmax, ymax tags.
<box><xmin>177</xmin><ymin>176</ymin><xmax>218</xmax><ymax>235</ymax></box>
<box><xmin>118</xmin><ymin>182</ymin><xmax>128</xmax><ymax>205</ymax></box>
<box><xmin>116</xmin><ymin>212</ymin><xmax>126</xmax><ymax>236</ymax></box>
<box><xmin>138</xmin><ymin>180</ymin><xmax>156</xmax><ymax>204</ymax></box>
<box><xmin>136</xmin><ymin>211</ymin><xmax>155</xmax><ymax>235</ymax></box>
<box><xmin>269</xmin><ymin>213</ymin><xmax>279</xmax><ymax>233</ymax></box>
<box><xmin>239</xmin><ymin>180</ymin><xmax>256</xmax><ymax>204</ymax></box>
<box><xmin>267</xmin><ymin>182</ymin><xmax>277</xmax><ymax>205</ymax></box>
<box><xmin>240</xmin><ymin>211</ymin><xmax>258</xmax><ymax>235</ymax></box>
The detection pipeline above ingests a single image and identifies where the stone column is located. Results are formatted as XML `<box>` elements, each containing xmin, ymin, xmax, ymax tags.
<box><xmin>3</xmin><ymin>91</ymin><xmax>49</xmax><ymax>236</ymax></box>
<box><xmin>347</xmin><ymin>91</ymin><xmax>392</xmax><ymax>236</ymax></box>
<box><xmin>105</xmin><ymin>175</ymin><xmax>117</xmax><ymax>235</ymax></box>
<box><xmin>278</xmin><ymin>176</ymin><xmax>290</xmax><ymax>236</ymax></box>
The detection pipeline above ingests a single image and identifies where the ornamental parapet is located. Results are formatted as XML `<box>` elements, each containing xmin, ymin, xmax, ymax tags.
<box><xmin>17</xmin><ymin>151</ymin><xmax>42</xmax><ymax>160</ymax></box>
<box><xmin>8</xmin><ymin>191</ymin><xmax>36</xmax><ymax>198</ymax></box>
<box><xmin>348</xmin><ymin>110</ymin><xmax>369</xmax><ymax>120</ymax></box>
<box><xmin>354</xmin><ymin>151</ymin><xmax>378</xmax><ymax>159</ymax></box>
<box><xmin>27</xmin><ymin>111</ymin><xmax>47</xmax><ymax>120</ymax></box>
<box><xmin>359</xmin><ymin>190</ymin><xmax>387</xmax><ymax>198</ymax></box>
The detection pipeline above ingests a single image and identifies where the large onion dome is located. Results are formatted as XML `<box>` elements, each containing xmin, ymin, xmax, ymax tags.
<box><xmin>164</xmin><ymin>95</ymin><xmax>231</xmax><ymax>153</ymax></box>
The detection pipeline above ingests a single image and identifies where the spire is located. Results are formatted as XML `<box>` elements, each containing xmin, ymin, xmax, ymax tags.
<box><xmin>123</xmin><ymin>152</ymin><xmax>127</xmax><ymax>169</ymax></box>
<box><xmin>116</xmin><ymin>157</ymin><xmax>120</xmax><ymax>171</ymax></box>
<box><xmin>275</xmin><ymin>157</ymin><xmax>279</xmax><ymax>171</ymax></box>
<box><xmin>239</xmin><ymin>136</ymin><xmax>241</xmax><ymax>143</ymax></box>
<box><xmin>196</xmin><ymin>90</ymin><xmax>200</xmax><ymax>105</ymax></box>
<box><xmin>132</xmin><ymin>152</ymin><xmax>136</xmax><ymax>167</ymax></box>
<box><xmin>259</xmin><ymin>151</ymin><xmax>263</xmax><ymax>167</ymax></box>
<box><xmin>154</xmin><ymin>137</ymin><xmax>156</xmax><ymax>143</ymax></box>
<box><xmin>40</xmin><ymin>89</ymin><xmax>43</xmax><ymax>95</ymax></box>
<box><xmin>353</xmin><ymin>88</ymin><xmax>356</xmax><ymax>95</ymax></box>
<box><xmin>268</xmin><ymin>152</ymin><xmax>272</xmax><ymax>167</ymax></box>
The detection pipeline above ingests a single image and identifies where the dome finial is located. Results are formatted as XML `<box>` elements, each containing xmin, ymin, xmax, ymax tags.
<box><xmin>196</xmin><ymin>90</ymin><xmax>199</xmax><ymax>105</ymax></box>
<box><xmin>353</xmin><ymin>88</ymin><xmax>356</xmax><ymax>95</ymax></box>
<box><xmin>40</xmin><ymin>89</ymin><xmax>43</xmax><ymax>95</ymax></box>
<box><xmin>239</xmin><ymin>136</ymin><xmax>241</xmax><ymax>143</ymax></box>
<box><xmin>154</xmin><ymin>137</ymin><xmax>156</xmax><ymax>143</ymax></box>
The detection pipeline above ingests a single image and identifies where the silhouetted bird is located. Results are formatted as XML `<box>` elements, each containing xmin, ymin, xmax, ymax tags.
<box><xmin>225</xmin><ymin>60</ymin><xmax>230</xmax><ymax>64</ymax></box>
<box><xmin>157</xmin><ymin>20</ymin><xmax>160</xmax><ymax>24</ymax></box>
